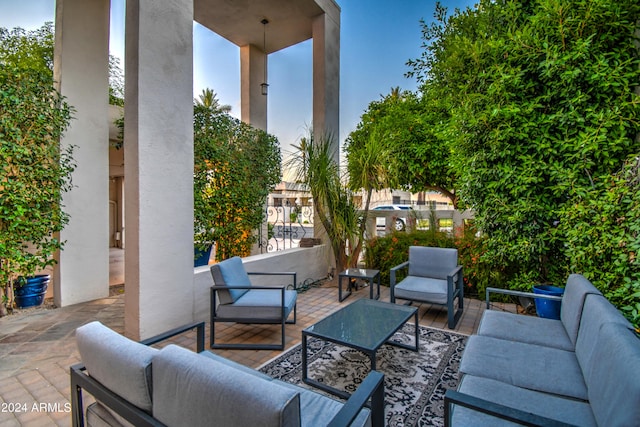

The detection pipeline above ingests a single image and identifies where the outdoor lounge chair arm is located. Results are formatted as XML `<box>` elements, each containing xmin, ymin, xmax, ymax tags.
<box><xmin>139</xmin><ymin>321</ymin><xmax>205</xmax><ymax>352</ymax></box>
<box><xmin>390</xmin><ymin>261</ymin><xmax>410</xmax><ymax>287</ymax></box>
<box><xmin>447</xmin><ymin>265</ymin><xmax>463</xmax><ymax>280</ymax></box>
<box><xmin>248</xmin><ymin>271</ymin><xmax>297</xmax><ymax>289</ymax></box>
<box><xmin>71</xmin><ymin>364</ymin><xmax>166</xmax><ymax>427</ymax></box>
<box><xmin>328</xmin><ymin>370</ymin><xmax>385</xmax><ymax>427</ymax></box>
<box><xmin>211</xmin><ymin>284</ymin><xmax>286</xmax><ymax>291</ymax></box>
<box><xmin>444</xmin><ymin>390</ymin><xmax>577</xmax><ymax>427</ymax></box>
<box><xmin>485</xmin><ymin>287</ymin><xmax>563</xmax><ymax>310</ymax></box>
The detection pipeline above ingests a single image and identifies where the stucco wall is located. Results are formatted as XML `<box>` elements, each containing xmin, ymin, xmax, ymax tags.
<box><xmin>192</xmin><ymin>244</ymin><xmax>331</xmax><ymax>321</ymax></box>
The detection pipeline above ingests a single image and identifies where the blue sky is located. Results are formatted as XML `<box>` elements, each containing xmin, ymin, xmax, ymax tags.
<box><xmin>0</xmin><ymin>0</ymin><xmax>476</xmax><ymax>160</ymax></box>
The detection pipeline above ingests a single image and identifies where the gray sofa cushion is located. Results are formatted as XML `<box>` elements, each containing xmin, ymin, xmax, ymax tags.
<box><xmin>200</xmin><ymin>350</ymin><xmax>275</xmax><ymax>381</ymax></box>
<box><xmin>75</xmin><ymin>321</ymin><xmax>157</xmax><ymax>413</ymax></box>
<box><xmin>216</xmin><ymin>288</ymin><xmax>297</xmax><ymax>320</ymax></box>
<box><xmin>560</xmin><ymin>274</ymin><xmax>602</xmax><ymax>347</ymax></box>
<box><xmin>407</xmin><ymin>246</ymin><xmax>458</xmax><ymax>279</ymax></box>
<box><xmin>277</xmin><ymin>382</ymin><xmax>371</xmax><ymax>427</ymax></box>
<box><xmin>477</xmin><ymin>273</ymin><xmax>601</xmax><ymax>351</ymax></box>
<box><xmin>210</xmin><ymin>256</ymin><xmax>251</xmax><ymax>304</ymax></box>
<box><xmin>575</xmin><ymin>294</ymin><xmax>632</xmax><ymax>377</ymax></box>
<box><xmin>452</xmin><ymin>375</ymin><xmax>596</xmax><ymax>427</ymax></box>
<box><xmin>460</xmin><ymin>335</ymin><xmax>588</xmax><ymax>400</ymax></box>
<box><xmin>153</xmin><ymin>345</ymin><xmax>301</xmax><ymax>427</ymax></box>
<box><xmin>585</xmin><ymin>322</ymin><xmax>640</xmax><ymax>427</ymax></box>
<box><xmin>477</xmin><ymin>310</ymin><xmax>573</xmax><ymax>351</ymax></box>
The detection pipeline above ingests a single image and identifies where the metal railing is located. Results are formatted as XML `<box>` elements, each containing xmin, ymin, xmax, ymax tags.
<box><xmin>258</xmin><ymin>204</ymin><xmax>314</xmax><ymax>253</ymax></box>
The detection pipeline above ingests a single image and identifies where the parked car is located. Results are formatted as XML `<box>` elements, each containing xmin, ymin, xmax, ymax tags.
<box><xmin>372</xmin><ymin>205</ymin><xmax>414</xmax><ymax>231</ymax></box>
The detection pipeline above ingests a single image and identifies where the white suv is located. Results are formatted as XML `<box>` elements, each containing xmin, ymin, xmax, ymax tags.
<box><xmin>372</xmin><ymin>205</ymin><xmax>413</xmax><ymax>231</ymax></box>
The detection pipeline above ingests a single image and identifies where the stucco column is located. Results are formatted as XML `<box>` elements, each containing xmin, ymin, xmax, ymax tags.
<box><xmin>125</xmin><ymin>0</ymin><xmax>194</xmax><ymax>339</ymax></box>
<box><xmin>240</xmin><ymin>44</ymin><xmax>268</xmax><ymax>131</ymax></box>
<box><xmin>312</xmin><ymin>11</ymin><xmax>340</xmax><ymax>164</ymax></box>
<box><xmin>312</xmin><ymin>9</ymin><xmax>340</xmax><ymax>260</ymax></box>
<box><xmin>53</xmin><ymin>0</ymin><xmax>111</xmax><ymax>307</ymax></box>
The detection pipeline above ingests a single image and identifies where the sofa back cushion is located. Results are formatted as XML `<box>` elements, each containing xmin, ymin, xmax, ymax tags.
<box><xmin>153</xmin><ymin>345</ymin><xmax>301</xmax><ymax>427</ymax></box>
<box><xmin>560</xmin><ymin>274</ymin><xmax>602</xmax><ymax>347</ymax></box>
<box><xmin>76</xmin><ymin>321</ymin><xmax>157</xmax><ymax>413</ymax></box>
<box><xmin>584</xmin><ymin>322</ymin><xmax>640</xmax><ymax>426</ymax></box>
<box><xmin>408</xmin><ymin>246</ymin><xmax>458</xmax><ymax>280</ymax></box>
<box><xmin>575</xmin><ymin>294</ymin><xmax>631</xmax><ymax>376</ymax></box>
<box><xmin>210</xmin><ymin>256</ymin><xmax>251</xmax><ymax>304</ymax></box>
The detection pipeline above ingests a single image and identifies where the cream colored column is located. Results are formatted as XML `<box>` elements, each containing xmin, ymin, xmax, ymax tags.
<box><xmin>124</xmin><ymin>0</ymin><xmax>194</xmax><ymax>339</ymax></box>
<box><xmin>312</xmin><ymin>8</ymin><xmax>340</xmax><ymax>260</ymax></box>
<box><xmin>312</xmin><ymin>10</ymin><xmax>340</xmax><ymax>164</ymax></box>
<box><xmin>240</xmin><ymin>44</ymin><xmax>268</xmax><ymax>131</ymax></box>
<box><xmin>53</xmin><ymin>0</ymin><xmax>111</xmax><ymax>307</ymax></box>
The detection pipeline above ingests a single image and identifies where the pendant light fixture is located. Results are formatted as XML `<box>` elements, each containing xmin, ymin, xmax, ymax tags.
<box><xmin>261</xmin><ymin>19</ymin><xmax>269</xmax><ymax>96</ymax></box>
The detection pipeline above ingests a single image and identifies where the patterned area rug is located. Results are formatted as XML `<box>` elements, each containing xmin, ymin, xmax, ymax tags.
<box><xmin>259</xmin><ymin>324</ymin><xmax>467</xmax><ymax>427</ymax></box>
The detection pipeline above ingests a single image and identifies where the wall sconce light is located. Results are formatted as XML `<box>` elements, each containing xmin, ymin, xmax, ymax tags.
<box><xmin>261</xmin><ymin>18</ymin><xmax>269</xmax><ymax>96</ymax></box>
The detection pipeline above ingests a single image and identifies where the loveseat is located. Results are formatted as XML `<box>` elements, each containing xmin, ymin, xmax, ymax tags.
<box><xmin>445</xmin><ymin>274</ymin><xmax>640</xmax><ymax>426</ymax></box>
<box><xmin>71</xmin><ymin>321</ymin><xmax>384</xmax><ymax>427</ymax></box>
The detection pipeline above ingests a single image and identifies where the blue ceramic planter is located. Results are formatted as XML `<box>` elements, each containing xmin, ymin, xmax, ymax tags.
<box><xmin>194</xmin><ymin>245</ymin><xmax>213</xmax><ymax>267</ymax></box>
<box><xmin>14</xmin><ymin>274</ymin><xmax>50</xmax><ymax>309</ymax></box>
<box><xmin>533</xmin><ymin>284</ymin><xmax>564</xmax><ymax>320</ymax></box>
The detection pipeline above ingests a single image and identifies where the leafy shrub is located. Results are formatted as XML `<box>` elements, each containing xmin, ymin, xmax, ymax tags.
<box><xmin>0</xmin><ymin>24</ymin><xmax>75</xmax><ymax>313</ymax></box>
<box><xmin>194</xmin><ymin>107</ymin><xmax>281</xmax><ymax>260</ymax></box>
<box><xmin>559</xmin><ymin>158</ymin><xmax>640</xmax><ymax>328</ymax></box>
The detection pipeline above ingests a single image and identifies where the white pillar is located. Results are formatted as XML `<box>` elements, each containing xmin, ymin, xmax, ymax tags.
<box><xmin>312</xmin><ymin>11</ymin><xmax>340</xmax><ymax>164</ymax></box>
<box><xmin>53</xmin><ymin>0</ymin><xmax>111</xmax><ymax>307</ymax></box>
<box><xmin>312</xmin><ymin>9</ymin><xmax>340</xmax><ymax>254</ymax></box>
<box><xmin>240</xmin><ymin>44</ymin><xmax>267</xmax><ymax>131</ymax></box>
<box><xmin>125</xmin><ymin>0</ymin><xmax>194</xmax><ymax>340</ymax></box>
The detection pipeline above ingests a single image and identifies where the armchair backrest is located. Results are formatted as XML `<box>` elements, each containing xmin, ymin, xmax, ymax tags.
<box><xmin>210</xmin><ymin>256</ymin><xmax>251</xmax><ymax>304</ymax></box>
<box><xmin>408</xmin><ymin>246</ymin><xmax>458</xmax><ymax>279</ymax></box>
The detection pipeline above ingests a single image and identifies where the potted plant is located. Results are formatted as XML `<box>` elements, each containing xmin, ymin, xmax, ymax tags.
<box><xmin>0</xmin><ymin>34</ymin><xmax>76</xmax><ymax>315</ymax></box>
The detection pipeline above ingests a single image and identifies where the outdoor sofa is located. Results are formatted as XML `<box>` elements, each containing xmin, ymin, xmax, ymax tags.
<box><xmin>445</xmin><ymin>274</ymin><xmax>640</xmax><ymax>426</ymax></box>
<box><xmin>70</xmin><ymin>321</ymin><xmax>384</xmax><ymax>427</ymax></box>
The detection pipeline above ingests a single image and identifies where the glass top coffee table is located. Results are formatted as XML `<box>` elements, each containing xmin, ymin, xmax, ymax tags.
<box><xmin>302</xmin><ymin>299</ymin><xmax>419</xmax><ymax>399</ymax></box>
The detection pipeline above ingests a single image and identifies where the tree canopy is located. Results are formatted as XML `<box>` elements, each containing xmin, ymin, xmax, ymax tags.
<box><xmin>345</xmin><ymin>88</ymin><xmax>458</xmax><ymax>206</ymax></box>
<box><xmin>409</xmin><ymin>0</ymin><xmax>640</xmax><ymax>291</ymax></box>
<box><xmin>348</xmin><ymin>0</ymin><xmax>640</xmax><ymax>324</ymax></box>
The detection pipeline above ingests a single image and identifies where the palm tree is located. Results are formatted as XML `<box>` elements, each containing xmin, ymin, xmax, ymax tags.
<box><xmin>195</xmin><ymin>88</ymin><xmax>232</xmax><ymax>114</ymax></box>
<box><xmin>286</xmin><ymin>132</ymin><xmax>361</xmax><ymax>273</ymax></box>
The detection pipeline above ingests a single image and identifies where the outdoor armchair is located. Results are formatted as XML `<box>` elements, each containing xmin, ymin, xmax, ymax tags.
<box><xmin>210</xmin><ymin>256</ymin><xmax>297</xmax><ymax>350</ymax></box>
<box><xmin>390</xmin><ymin>246</ymin><xmax>464</xmax><ymax>329</ymax></box>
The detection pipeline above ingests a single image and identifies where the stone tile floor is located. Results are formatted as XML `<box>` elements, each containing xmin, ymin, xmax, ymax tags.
<box><xmin>0</xmin><ymin>276</ymin><xmax>514</xmax><ymax>426</ymax></box>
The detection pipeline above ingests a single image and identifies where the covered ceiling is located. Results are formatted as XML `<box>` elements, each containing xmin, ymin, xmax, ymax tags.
<box><xmin>194</xmin><ymin>0</ymin><xmax>339</xmax><ymax>54</ymax></box>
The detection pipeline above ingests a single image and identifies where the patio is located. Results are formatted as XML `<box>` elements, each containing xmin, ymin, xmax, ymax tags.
<box><xmin>0</xmin><ymin>267</ymin><xmax>508</xmax><ymax>426</ymax></box>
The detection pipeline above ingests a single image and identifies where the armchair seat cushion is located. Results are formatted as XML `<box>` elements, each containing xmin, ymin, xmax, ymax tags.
<box><xmin>216</xmin><ymin>289</ymin><xmax>297</xmax><ymax>321</ymax></box>
<box><xmin>394</xmin><ymin>276</ymin><xmax>448</xmax><ymax>305</ymax></box>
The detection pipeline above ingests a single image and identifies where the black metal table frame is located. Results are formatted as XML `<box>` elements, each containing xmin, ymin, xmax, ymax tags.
<box><xmin>338</xmin><ymin>268</ymin><xmax>381</xmax><ymax>302</ymax></box>
<box><xmin>301</xmin><ymin>304</ymin><xmax>419</xmax><ymax>400</ymax></box>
